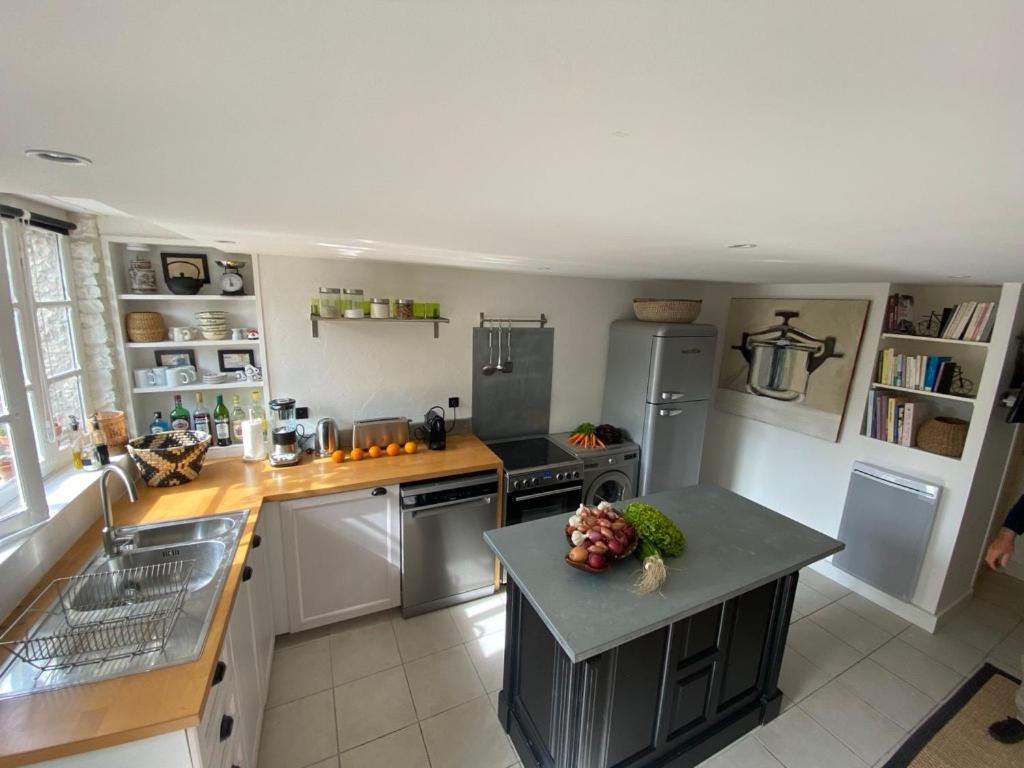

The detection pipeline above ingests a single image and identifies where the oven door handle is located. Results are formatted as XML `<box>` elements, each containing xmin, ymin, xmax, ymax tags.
<box><xmin>514</xmin><ymin>485</ymin><xmax>583</xmax><ymax>502</ymax></box>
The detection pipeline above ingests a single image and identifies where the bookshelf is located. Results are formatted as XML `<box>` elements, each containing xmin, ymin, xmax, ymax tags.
<box><xmin>862</xmin><ymin>284</ymin><xmax>1002</xmax><ymax>456</ymax></box>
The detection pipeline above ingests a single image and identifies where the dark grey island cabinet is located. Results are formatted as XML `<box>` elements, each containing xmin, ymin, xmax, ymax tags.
<box><xmin>485</xmin><ymin>484</ymin><xmax>843</xmax><ymax>768</ymax></box>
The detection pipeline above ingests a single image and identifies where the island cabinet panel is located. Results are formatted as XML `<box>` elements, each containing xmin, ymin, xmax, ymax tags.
<box><xmin>499</xmin><ymin>573</ymin><xmax>797</xmax><ymax>768</ymax></box>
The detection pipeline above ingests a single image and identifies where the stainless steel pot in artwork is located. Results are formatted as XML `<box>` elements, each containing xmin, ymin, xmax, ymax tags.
<box><xmin>732</xmin><ymin>311</ymin><xmax>842</xmax><ymax>401</ymax></box>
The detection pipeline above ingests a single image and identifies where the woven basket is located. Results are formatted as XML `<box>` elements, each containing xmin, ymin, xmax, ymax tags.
<box><xmin>125</xmin><ymin>312</ymin><xmax>167</xmax><ymax>343</ymax></box>
<box><xmin>916</xmin><ymin>417</ymin><xmax>968</xmax><ymax>458</ymax></box>
<box><xmin>633</xmin><ymin>299</ymin><xmax>702</xmax><ymax>323</ymax></box>
<box><xmin>95</xmin><ymin>410</ymin><xmax>129</xmax><ymax>451</ymax></box>
<box><xmin>127</xmin><ymin>431</ymin><xmax>211</xmax><ymax>487</ymax></box>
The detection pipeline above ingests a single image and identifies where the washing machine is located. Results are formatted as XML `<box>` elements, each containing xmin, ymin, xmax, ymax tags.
<box><xmin>548</xmin><ymin>433</ymin><xmax>640</xmax><ymax>506</ymax></box>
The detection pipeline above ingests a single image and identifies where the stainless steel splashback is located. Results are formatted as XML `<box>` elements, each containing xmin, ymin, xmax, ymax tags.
<box><xmin>471</xmin><ymin>327</ymin><xmax>554</xmax><ymax>441</ymax></box>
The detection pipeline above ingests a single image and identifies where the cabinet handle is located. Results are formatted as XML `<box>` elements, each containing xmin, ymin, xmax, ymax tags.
<box><xmin>371</xmin><ymin>487</ymin><xmax>387</xmax><ymax>496</ymax></box>
<box><xmin>211</xmin><ymin>660</ymin><xmax>227</xmax><ymax>687</ymax></box>
<box><xmin>220</xmin><ymin>714</ymin><xmax>234</xmax><ymax>742</ymax></box>
<box><xmin>242</xmin><ymin>565</ymin><xmax>253</xmax><ymax>582</ymax></box>
<box><xmin>252</xmin><ymin>533</ymin><xmax>262</xmax><ymax>548</ymax></box>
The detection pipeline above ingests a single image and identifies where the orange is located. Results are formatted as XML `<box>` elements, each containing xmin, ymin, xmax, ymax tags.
<box><xmin>349</xmin><ymin>448</ymin><xmax>365</xmax><ymax>461</ymax></box>
<box><xmin>386</xmin><ymin>443</ymin><xmax>401</xmax><ymax>457</ymax></box>
<box><xmin>404</xmin><ymin>441</ymin><xmax>418</xmax><ymax>454</ymax></box>
<box><xmin>330</xmin><ymin>450</ymin><xmax>345</xmax><ymax>463</ymax></box>
<box><xmin>368</xmin><ymin>445</ymin><xmax>383</xmax><ymax>459</ymax></box>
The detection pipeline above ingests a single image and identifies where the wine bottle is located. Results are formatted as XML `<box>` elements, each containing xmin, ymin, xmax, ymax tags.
<box><xmin>170</xmin><ymin>394</ymin><xmax>191</xmax><ymax>430</ymax></box>
<box><xmin>193</xmin><ymin>392</ymin><xmax>211</xmax><ymax>436</ymax></box>
<box><xmin>230</xmin><ymin>395</ymin><xmax>246</xmax><ymax>443</ymax></box>
<box><xmin>90</xmin><ymin>414</ymin><xmax>110</xmax><ymax>466</ymax></box>
<box><xmin>213</xmin><ymin>395</ymin><xmax>231</xmax><ymax>447</ymax></box>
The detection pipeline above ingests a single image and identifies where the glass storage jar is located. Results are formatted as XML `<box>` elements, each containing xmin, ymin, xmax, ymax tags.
<box><xmin>342</xmin><ymin>288</ymin><xmax>365</xmax><ymax>318</ymax></box>
<box><xmin>370</xmin><ymin>298</ymin><xmax>390</xmax><ymax>319</ymax></box>
<box><xmin>317</xmin><ymin>287</ymin><xmax>341</xmax><ymax>318</ymax></box>
<box><xmin>396</xmin><ymin>298</ymin><xmax>415</xmax><ymax>319</ymax></box>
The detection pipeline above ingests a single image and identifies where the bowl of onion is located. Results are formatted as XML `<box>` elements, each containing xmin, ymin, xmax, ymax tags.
<box><xmin>564</xmin><ymin>502</ymin><xmax>638</xmax><ymax>573</ymax></box>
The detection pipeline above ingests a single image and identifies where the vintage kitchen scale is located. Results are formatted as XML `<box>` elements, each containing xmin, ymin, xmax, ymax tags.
<box><xmin>215</xmin><ymin>259</ymin><xmax>246</xmax><ymax>296</ymax></box>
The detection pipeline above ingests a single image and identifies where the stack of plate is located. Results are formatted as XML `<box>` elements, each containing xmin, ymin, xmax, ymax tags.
<box><xmin>195</xmin><ymin>310</ymin><xmax>229</xmax><ymax>340</ymax></box>
<box><xmin>202</xmin><ymin>372</ymin><xmax>228</xmax><ymax>384</ymax></box>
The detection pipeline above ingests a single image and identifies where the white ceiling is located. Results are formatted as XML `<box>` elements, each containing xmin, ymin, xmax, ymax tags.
<box><xmin>1</xmin><ymin>1</ymin><xmax>1021</xmax><ymax>283</ymax></box>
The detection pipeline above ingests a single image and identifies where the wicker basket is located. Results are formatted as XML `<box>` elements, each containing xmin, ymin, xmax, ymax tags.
<box><xmin>125</xmin><ymin>312</ymin><xmax>167</xmax><ymax>343</ymax></box>
<box><xmin>95</xmin><ymin>411</ymin><xmax>129</xmax><ymax>451</ymax></box>
<box><xmin>916</xmin><ymin>417</ymin><xmax>968</xmax><ymax>458</ymax></box>
<box><xmin>126</xmin><ymin>431</ymin><xmax>212</xmax><ymax>487</ymax></box>
<box><xmin>633</xmin><ymin>299</ymin><xmax>702</xmax><ymax>323</ymax></box>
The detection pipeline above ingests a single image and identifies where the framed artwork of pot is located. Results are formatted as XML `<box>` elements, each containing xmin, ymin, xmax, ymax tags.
<box><xmin>160</xmin><ymin>253</ymin><xmax>210</xmax><ymax>285</ymax></box>
<box><xmin>154</xmin><ymin>349</ymin><xmax>196</xmax><ymax>369</ymax></box>
<box><xmin>717</xmin><ymin>298</ymin><xmax>870</xmax><ymax>441</ymax></box>
<box><xmin>218</xmin><ymin>349</ymin><xmax>256</xmax><ymax>372</ymax></box>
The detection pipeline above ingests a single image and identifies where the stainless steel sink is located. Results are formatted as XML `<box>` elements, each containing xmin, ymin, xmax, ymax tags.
<box><xmin>85</xmin><ymin>540</ymin><xmax>228</xmax><ymax>595</ymax></box>
<box><xmin>0</xmin><ymin>510</ymin><xmax>249</xmax><ymax>699</ymax></box>
<box><xmin>125</xmin><ymin>516</ymin><xmax>237</xmax><ymax>549</ymax></box>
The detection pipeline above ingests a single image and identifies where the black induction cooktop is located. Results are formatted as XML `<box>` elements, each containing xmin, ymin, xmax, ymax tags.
<box><xmin>486</xmin><ymin>436</ymin><xmax>578</xmax><ymax>473</ymax></box>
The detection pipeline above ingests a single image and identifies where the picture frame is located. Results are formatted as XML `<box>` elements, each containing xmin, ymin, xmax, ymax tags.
<box><xmin>218</xmin><ymin>349</ymin><xmax>256</xmax><ymax>372</ymax></box>
<box><xmin>160</xmin><ymin>252</ymin><xmax>210</xmax><ymax>285</ymax></box>
<box><xmin>154</xmin><ymin>349</ymin><xmax>197</xmax><ymax>368</ymax></box>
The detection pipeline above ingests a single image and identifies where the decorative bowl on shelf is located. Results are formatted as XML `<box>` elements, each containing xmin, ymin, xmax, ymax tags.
<box><xmin>633</xmin><ymin>299</ymin><xmax>702</xmax><ymax>323</ymax></box>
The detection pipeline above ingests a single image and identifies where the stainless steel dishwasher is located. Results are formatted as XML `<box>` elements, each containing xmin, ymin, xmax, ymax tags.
<box><xmin>400</xmin><ymin>471</ymin><xmax>500</xmax><ymax>617</ymax></box>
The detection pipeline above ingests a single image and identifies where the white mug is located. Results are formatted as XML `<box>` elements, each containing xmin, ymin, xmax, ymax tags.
<box><xmin>170</xmin><ymin>365</ymin><xmax>198</xmax><ymax>385</ymax></box>
<box><xmin>169</xmin><ymin>326</ymin><xmax>197</xmax><ymax>342</ymax></box>
<box><xmin>134</xmin><ymin>368</ymin><xmax>156</xmax><ymax>387</ymax></box>
<box><xmin>150</xmin><ymin>366</ymin><xmax>170</xmax><ymax>387</ymax></box>
<box><xmin>231</xmin><ymin>328</ymin><xmax>246</xmax><ymax>340</ymax></box>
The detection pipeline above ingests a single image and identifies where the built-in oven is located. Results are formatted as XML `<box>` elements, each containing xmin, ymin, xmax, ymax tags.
<box><xmin>504</xmin><ymin>479</ymin><xmax>583</xmax><ymax>526</ymax></box>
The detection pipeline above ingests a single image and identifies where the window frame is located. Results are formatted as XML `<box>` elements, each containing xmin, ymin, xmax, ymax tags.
<box><xmin>0</xmin><ymin>220</ymin><xmax>50</xmax><ymax>538</ymax></box>
<box><xmin>4</xmin><ymin>220</ymin><xmax>87</xmax><ymax>477</ymax></box>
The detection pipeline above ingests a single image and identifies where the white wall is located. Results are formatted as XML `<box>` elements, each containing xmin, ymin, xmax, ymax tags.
<box><xmin>697</xmin><ymin>282</ymin><xmax>1021</xmax><ymax>626</ymax></box>
<box><xmin>257</xmin><ymin>255</ymin><xmax>703</xmax><ymax>435</ymax></box>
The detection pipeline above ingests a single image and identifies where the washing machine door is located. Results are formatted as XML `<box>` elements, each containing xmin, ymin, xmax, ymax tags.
<box><xmin>586</xmin><ymin>470</ymin><xmax>633</xmax><ymax>505</ymax></box>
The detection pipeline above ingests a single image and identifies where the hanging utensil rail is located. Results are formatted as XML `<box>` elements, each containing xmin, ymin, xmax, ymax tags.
<box><xmin>479</xmin><ymin>313</ymin><xmax>548</xmax><ymax>328</ymax></box>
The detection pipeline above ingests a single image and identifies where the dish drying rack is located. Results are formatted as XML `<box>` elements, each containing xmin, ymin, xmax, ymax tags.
<box><xmin>0</xmin><ymin>560</ymin><xmax>193</xmax><ymax>670</ymax></box>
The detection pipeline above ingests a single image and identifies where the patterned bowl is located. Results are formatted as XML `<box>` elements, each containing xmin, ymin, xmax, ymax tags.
<box><xmin>127</xmin><ymin>430</ymin><xmax>211</xmax><ymax>487</ymax></box>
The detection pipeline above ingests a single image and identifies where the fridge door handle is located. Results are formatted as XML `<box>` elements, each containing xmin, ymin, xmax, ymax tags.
<box><xmin>658</xmin><ymin>408</ymin><xmax>683</xmax><ymax>417</ymax></box>
<box><xmin>660</xmin><ymin>391</ymin><xmax>685</xmax><ymax>400</ymax></box>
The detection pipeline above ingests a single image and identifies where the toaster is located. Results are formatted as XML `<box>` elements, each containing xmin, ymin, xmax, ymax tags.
<box><xmin>352</xmin><ymin>417</ymin><xmax>411</xmax><ymax>449</ymax></box>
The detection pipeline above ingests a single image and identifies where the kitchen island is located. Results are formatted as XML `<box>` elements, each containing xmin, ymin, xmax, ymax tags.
<box><xmin>484</xmin><ymin>484</ymin><xmax>843</xmax><ymax>768</ymax></box>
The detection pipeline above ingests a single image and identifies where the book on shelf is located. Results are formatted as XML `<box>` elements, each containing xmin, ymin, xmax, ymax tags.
<box><xmin>883</xmin><ymin>293</ymin><xmax>915</xmax><ymax>333</ymax></box>
<box><xmin>936</xmin><ymin>300</ymin><xmax>996</xmax><ymax>341</ymax></box>
<box><xmin>866</xmin><ymin>391</ymin><xmax>930</xmax><ymax>445</ymax></box>
<box><xmin>876</xmin><ymin>348</ymin><xmax>958</xmax><ymax>393</ymax></box>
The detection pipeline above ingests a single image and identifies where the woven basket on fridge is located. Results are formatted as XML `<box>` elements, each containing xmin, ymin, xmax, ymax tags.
<box><xmin>127</xmin><ymin>431</ymin><xmax>211</xmax><ymax>487</ymax></box>
<box><xmin>95</xmin><ymin>411</ymin><xmax>129</xmax><ymax>451</ymax></box>
<box><xmin>125</xmin><ymin>312</ymin><xmax>167</xmax><ymax>343</ymax></box>
<box><xmin>632</xmin><ymin>299</ymin><xmax>702</xmax><ymax>323</ymax></box>
<box><xmin>915</xmin><ymin>417</ymin><xmax>968</xmax><ymax>458</ymax></box>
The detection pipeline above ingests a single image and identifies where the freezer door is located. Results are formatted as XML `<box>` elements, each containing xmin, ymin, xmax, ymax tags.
<box><xmin>647</xmin><ymin>336</ymin><xmax>717</xmax><ymax>404</ymax></box>
<box><xmin>639</xmin><ymin>401</ymin><xmax>708</xmax><ymax>495</ymax></box>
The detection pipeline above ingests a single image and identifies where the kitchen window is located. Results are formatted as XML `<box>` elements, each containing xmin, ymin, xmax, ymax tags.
<box><xmin>0</xmin><ymin>214</ymin><xmax>86</xmax><ymax>539</ymax></box>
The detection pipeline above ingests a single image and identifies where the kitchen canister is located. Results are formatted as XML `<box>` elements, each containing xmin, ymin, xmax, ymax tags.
<box><xmin>317</xmin><ymin>287</ymin><xmax>341</xmax><ymax>318</ymax></box>
<box><xmin>342</xmin><ymin>288</ymin><xmax>365</xmax><ymax>318</ymax></box>
<box><xmin>126</xmin><ymin>245</ymin><xmax>157</xmax><ymax>293</ymax></box>
<box><xmin>916</xmin><ymin>416</ymin><xmax>968</xmax><ymax>458</ymax></box>
<box><xmin>396</xmin><ymin>298</ymin><xmax>415</xmax><ymax>319</ymax></box>
<box><xmin>370</xmin><ymin>297</ymin><xmax>390</xmax><ymax>318</ymax></box>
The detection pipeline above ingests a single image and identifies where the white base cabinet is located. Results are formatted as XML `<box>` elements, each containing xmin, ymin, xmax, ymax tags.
<box><xmin>279</xmin><ymin>485</ymin><xmax>401</xmax><ymax>632</ymax></box>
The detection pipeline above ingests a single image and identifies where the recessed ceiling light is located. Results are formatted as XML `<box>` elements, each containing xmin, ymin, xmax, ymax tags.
<box><xmin>727</xmin><ymin>243</ymin><xmax>757</xmax><ymax>249</ymax></box>
<box><xmin>946</xmin><ymin>274</ymin><xmax>972</xmax><ymax>279</ymax></box>
<box><xmin>24</xmin><ymin>149</ymin><xmax>92</xmax><ymax>165</ymax></box>
<box><xmin>215</xmin><ymin>239</ymin><xmax>236</xmax><ymax>244</ymax></box>
<box><xmin>611</xmin><ymin>130</ymin><xmax>630</xmax><ymax>138</ymax></box>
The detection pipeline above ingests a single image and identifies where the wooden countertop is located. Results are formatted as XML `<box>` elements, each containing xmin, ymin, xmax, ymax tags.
<box><xmin>0</xmin><ymin>434</ymin><xmax>501</xmax><ymax>766</ymax></box>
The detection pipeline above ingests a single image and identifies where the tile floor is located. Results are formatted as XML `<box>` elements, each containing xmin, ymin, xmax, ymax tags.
<box><xmin>258</xmin><ymin>569</ymin><xmax>1024</xmax><ymax>768</ymax></box>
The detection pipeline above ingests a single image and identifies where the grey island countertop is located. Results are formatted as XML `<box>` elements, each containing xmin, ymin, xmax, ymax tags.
<box><xmin>484</xmin><ymin>483</ymin><xmax>843</xmax><ymax>662</ymax></box>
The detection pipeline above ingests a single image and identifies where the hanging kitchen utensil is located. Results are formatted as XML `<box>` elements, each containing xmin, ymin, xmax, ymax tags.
<box><xmin>731</xmin><ymin>310</ymin><xmax>843</xmax><ymax>401</ymax></box>
<box><xmin>497</xmin><ymin>321</ymin><xmax>512</xmax><ymax>373</ymax></box>
<box><xmin>481</xmin><ymin>323</ymin><xmax>497</xmax><ymax>375</ymax></box>
<box><xmin>495</xmin><ymin>320</ymin><xmax>506</xmax><ymax>372</ymax></box>
<box><xmin>502</xmin><ymin>322</ymin><xmax>514</xmax><ymax>373</ymax></box>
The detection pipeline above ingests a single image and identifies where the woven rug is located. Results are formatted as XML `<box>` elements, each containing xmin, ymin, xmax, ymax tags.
<box><xmin>883</xmin><ymin>663</ymin><xmax>1023</xmax><ymax>768</ymax></box>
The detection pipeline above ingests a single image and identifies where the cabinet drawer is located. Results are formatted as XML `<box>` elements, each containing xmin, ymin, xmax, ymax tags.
<box><xmin>199</xmin><ymin>649</ymin><xmax>235</xmax><ymax>767</ymax></box>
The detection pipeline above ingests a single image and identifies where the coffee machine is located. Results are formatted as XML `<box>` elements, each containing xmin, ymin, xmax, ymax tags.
<box><xmin>268</xmin><ymin>398</ymin><xmax>302</xmax><ymax>467</ymax></box>
<box><xmin>424</xmin><ymin>406</ymin><xmax>447</xmax><ymax>450</ymax></box>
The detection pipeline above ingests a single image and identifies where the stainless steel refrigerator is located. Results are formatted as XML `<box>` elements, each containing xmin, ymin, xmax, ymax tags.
<box><xmin>601</xmin><ymin>320</ymin><xmax>717</xmax><ymax>495</ymax></box>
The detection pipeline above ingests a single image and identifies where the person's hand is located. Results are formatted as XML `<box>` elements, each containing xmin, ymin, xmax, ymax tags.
<box><xmin>985</xmin><ymin>528</ymin><xmax>1016</xmax><ymax>570</ymax></box>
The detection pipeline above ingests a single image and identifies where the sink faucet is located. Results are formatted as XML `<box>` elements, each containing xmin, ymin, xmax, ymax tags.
<box><xmin>100</xmin><ymin>464</ymin><xmax>140</xmax><ymax>557</ymax></box>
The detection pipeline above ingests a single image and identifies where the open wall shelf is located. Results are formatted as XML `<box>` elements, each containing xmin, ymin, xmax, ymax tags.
<box><xmin>310</xmin><ymin>314</ymin><xmax>450</xmax><ymax>339</ymax></box>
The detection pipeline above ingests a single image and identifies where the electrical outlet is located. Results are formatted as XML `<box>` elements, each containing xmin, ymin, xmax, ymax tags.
<box><xmin>296</xmin><ymin>406</ymin><xmax>309</xmax><ymax>420</ymax></box>
<box><xmin>448</xmin><ymin>396</ymin><xmax>460</xmax><ymax>409</ymax></box>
